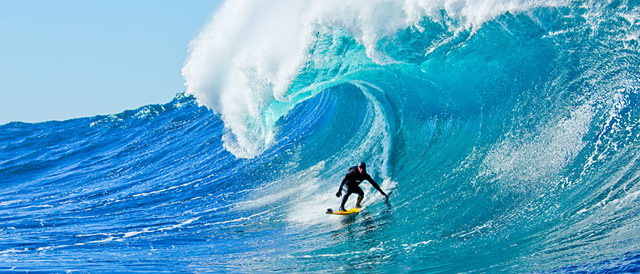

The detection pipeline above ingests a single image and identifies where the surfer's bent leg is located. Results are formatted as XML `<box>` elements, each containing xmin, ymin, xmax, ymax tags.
<box><xmin>353</xmin><ymin>186</ymin><xmax>364</xmax><ymax>208</ymax></box>
<box><xmin>340</xmin><ymin>190</ymin><xmax>352</xmax><ymax>211</ymax></box>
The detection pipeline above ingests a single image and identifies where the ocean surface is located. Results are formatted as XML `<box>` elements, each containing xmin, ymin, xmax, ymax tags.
<box><xmin>3</xmin><ymin>0</ymin><xmax>640</xmax><ymax>273</ymax></box>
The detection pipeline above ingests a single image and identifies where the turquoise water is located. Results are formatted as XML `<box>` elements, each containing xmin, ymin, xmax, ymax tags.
<box><xmin>3</xmin><ymin>0</ymin><xmax>640</xmax><ymax>273</ymax></box>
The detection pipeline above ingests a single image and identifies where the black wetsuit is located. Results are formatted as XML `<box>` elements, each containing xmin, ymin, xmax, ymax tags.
<box><xmin>337</xmin><ymin>166</ymin><xmax>386</xmax><ymax>210</ymax></box>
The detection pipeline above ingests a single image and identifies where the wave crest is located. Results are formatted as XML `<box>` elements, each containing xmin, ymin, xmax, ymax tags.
<box><xmin>182</xmin><ymin>0</ymin><xmax>566</xmax><ymax>158</ymax></box>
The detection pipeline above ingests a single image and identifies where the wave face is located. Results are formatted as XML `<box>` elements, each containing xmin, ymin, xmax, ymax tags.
<box><xmin>3</xmin><ymin>0</ymin><xmax>640</xmax><ymax>272</ymax></box>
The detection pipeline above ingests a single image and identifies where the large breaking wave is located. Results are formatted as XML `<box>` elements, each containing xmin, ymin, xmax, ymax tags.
<box><xmin>2</xmin><ymin>0</ymin><xmax>640</xmax><ymax>272</ymax></box>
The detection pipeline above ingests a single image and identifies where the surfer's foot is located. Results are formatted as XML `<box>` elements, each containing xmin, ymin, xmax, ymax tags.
<box><xmin>356</xmin><ymin>205</ymin><xmax>362</xmax><ymax>208</ymax></box>
<box><xmin>339</xmin><ymin>207</ymin><xmax>346</xmax><ymax>212</ymax></box>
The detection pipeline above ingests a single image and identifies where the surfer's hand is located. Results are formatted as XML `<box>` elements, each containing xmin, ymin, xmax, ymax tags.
<box><xmin>336</xmin><ymin>191</ymin><xmax>342</xmax><ymax>198</ymax></box>
<box><xmin>383</xmin><ymin>193</ymin><xmax>389</xmax><ymax>200</ymax></box>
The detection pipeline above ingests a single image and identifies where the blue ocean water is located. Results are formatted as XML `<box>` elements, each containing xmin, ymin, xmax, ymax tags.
<box><xmin>3</xmin><ymin>0</ymin><xmax>640</xmax><ymax>273</ymax></box>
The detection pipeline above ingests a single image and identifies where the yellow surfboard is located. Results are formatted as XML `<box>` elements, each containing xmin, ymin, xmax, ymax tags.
<box><xmin>326</xmin><ymin>208</ymin><xmax>361</xmax><ymax>215</ymax></box>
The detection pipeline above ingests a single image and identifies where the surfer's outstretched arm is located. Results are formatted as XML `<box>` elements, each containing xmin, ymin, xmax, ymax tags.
<box><xmin>336</xmin><ymin>176</ymin><xmax>348</xmax><ymax>197</ymax></box>
<box><xmin>366</xmin><ymin>175</ymin><xmax>389</xmax><ymax>198</ymax></box>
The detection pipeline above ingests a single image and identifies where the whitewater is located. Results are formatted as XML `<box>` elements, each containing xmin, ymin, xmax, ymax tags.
<box><xmin>2</xmin><ymin>0</ymin><xmax>640</xmax><ymax>272</ymax></box>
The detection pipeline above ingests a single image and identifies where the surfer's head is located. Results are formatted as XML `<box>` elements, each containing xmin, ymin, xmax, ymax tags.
<box><xmin>358</xmin><ymin>162</ymin><xmax>366</xmax><ymax>173</ymax></box>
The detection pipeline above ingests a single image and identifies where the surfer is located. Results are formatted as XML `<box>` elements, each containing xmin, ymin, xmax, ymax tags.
<box><xmin>336</xmin><ymin>162</ymin><xmax>388</xmax><ymax>211</ymax></box>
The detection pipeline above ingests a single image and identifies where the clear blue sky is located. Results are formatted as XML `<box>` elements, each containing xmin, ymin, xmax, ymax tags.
<box><xmin>0</xmin><ymin>0</ymin><xmax>221</xmax><ymax>125</ymax></box>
